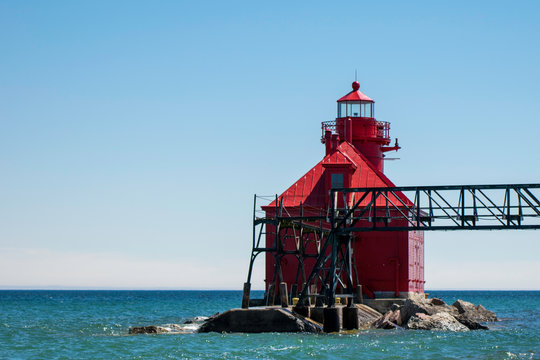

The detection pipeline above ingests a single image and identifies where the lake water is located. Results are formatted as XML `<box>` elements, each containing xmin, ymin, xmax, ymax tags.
<box><xmin>1</xmin><ymin>290</ymin><xmax>538</xmax><ymax>359</ymax></box>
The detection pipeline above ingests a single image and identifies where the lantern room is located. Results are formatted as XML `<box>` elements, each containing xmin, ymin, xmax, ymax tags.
<box><xmin>325</xmin><ymin>81</ymin><xmax>399</xmax><ymax>172</ymax></box>
<box><xmin>337</xmin><ymin>81</ymin><xmax>374</xmax><ymax>118</ymax></box>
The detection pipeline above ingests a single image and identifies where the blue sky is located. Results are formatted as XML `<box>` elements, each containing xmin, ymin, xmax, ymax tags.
<box><xmin>1</xmin><ymin>0</ymin><xmax>539</xmax><ymax>289</ymax></box>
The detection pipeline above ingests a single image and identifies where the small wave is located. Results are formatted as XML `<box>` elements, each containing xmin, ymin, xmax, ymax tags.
<box><xmin>505</xmin><ymin>351</ymin><xmax>536</xmax><ymax>360</ymax></box>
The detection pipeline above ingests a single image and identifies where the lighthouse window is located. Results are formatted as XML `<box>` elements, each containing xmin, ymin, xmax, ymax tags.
<box><xmin>338</xmin><ymin>102</ymin><xmax>374</xmax><ymax>117</ymax></box>
<box><xmin>331</xmin><ymin>173</ymin><xmax>344</xmax><ymax>189</ymax></box>
<box><xmin>363</xmin><ymin>103</ymin><xmax>372</xmax><ymax>117</ymax></box>
<box><xmin>351</xmin><ymin>103</ymin><xmax>360</xmax><ymax>117</ymax></box>
<box><xmin>339</xmin><ymin>103</ymin><xmax>346</xmax><ymax>117</ymax></box>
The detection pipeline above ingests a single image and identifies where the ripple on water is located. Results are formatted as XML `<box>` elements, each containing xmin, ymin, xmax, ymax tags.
<box><xmin>0</xmin><ymin>290</ymin><xmax>539</xmax><ymax>359</ymax></box>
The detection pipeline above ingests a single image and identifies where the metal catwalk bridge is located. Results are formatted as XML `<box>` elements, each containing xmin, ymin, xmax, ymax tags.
<box><xmin>242</xmin><ymin>184</ymin><xmax>540</xmax><ymax>309</ymax></box>
<box><xmin>330</xmin><ymin>183</ymin><xmax>540</xmax><ymax>232</ymax></box>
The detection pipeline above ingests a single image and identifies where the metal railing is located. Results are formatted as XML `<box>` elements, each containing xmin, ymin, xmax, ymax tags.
<box><xmin>321</xmin><ymin>121</ymin><xmax>337</xmax><ymax>140</ymax></box>
<box><xmin>375</xmin><ymin>121</ymin><xmax>390</xmax><ymax>140</ymax></box>
<box><xmin>321</xmin><ymin>119</ymin><xmax>390</xmax><ymax>142</ymax></box>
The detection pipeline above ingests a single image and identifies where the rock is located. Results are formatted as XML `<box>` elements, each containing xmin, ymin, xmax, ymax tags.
<box><xmin>399</xmin><ymin>298</ymin><xmax>438</xmax><ymax>324</ymax></box>
<box><xmin>400</xmin><ymin>297</ymin><xmax>459</xmax><ymax>325</ymax></box>
<box><xmin>452</xmin><ymin>300</ymin><xmax>498</xmax><ymax>322</ymax></box>
<box><xmin>452</xmin><ymin>299</ymin><xmax>475</xmax><ymax>313</ymax></box>
<box><xmin>385</xmin><ymin>309</ymin><xmax>402</xmax><ymax>326</ymax></box>
<box><xmin>198</xmin><ymin>308</ymin><xmax>323</xmax><ymax>333</ymax></box>
<box><xmin>430</xmin><ymin>298</ymin><xmax>446</xmax><ymax>306</ymax></box>
<box><xmin>399</xmin><ymin>299</ymin><xmax>429</xmax><ymax>324</ymax></box>
<box><xmin>163</xmin><ymin>324</ymin><xmax>195</xmax><ymax>333</ymax></box>
<box><xmin>454</xmin><ymin>314</ymin><xmax>489</xmax><ymax>330</ymax></box>
<box><xmin>372</xmin><ymin>309</ymin><xmax>401</xmax><ymax>329</ymax></box>
<box><xmin>129</xmin><ymin>323</ymin><xmax>200</xmax><ymax>335</ymax></box>
<box><xmin>395</xmin><ymin>298</ymin><xmax>496</xmax><ymax>331</ymax></box>
<box><xmin>183</xmin><ymin>316</ymin><xmax>209</xmax><ymax>324</ymax></box>
<box><xmin>406</xmin><ymin>312</ymin><xmax>469</xmax><ymax>332</ymax></box>
<box><xmin>372</xmin><ymin>318</ymin><xmax>398</xmax><ymax>329</ymax></box>
<box><xmin>355</xmin><ymin>304</ymin><xmax>383</xmax><ymax>327</ymax></box>
<box><xmin>129</xmin><ymin>325</ymin><xmax>170</xmax><ymax>334</ymax></box>
<box><xmin>390</xmin><ymin>309</ymin><xmax>402</xmax><ymax>326</ymax></box>
<box><xmin>476</xmin><ymin>304</ymin><xmax>488</xmax><ymax>312</ymax></box>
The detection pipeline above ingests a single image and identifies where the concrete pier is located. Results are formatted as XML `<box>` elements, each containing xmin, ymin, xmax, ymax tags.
<box><xmin>309</xmin><ymin>306</ymin><xmax>324</xmax><ymax>324</ymax></box>
<box><xmin>342</xmin><ymin>306</ymin><xmax>360</xmax><ymax>330</ymax></box>
<box><xmin>204</xmin><ymin>300</ymin><xmax>383</xmax><ymax>333</ymax></box>
<box><xmin>199</xmin><ymin>307</ymin><xmax>322</xmax><ymax>333</ymax></box>
<box><xmin>293</xmin><ymin>305</ymin><xmax>310</xmax><ymax>318</ymax></box>
<box><xmin>323</xmin><ymin>307</ymin><xmax>342</xmax><ymax>333</ymax></box>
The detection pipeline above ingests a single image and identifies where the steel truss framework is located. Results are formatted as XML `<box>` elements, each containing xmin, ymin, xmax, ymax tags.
<box><xmin>243</xmin><ymin>184</ymin><xmax>540</xmax><ymax>309</ymax></box>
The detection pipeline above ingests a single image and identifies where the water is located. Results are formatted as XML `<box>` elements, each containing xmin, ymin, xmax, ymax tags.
<box><xmin>1</xmin><ymin>290</ymin><xmax>538</xmax><ymax>359</ymax></box>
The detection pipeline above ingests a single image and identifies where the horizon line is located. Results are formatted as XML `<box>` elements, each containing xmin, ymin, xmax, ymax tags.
<box><xmin>1</xmin><ymin>287</ymin><xmax>539</xmax><ymax>291</ymax></box>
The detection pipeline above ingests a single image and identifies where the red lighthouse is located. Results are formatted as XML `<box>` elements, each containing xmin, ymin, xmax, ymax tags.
<box><xmin>333</xmin><ymin>81</ymin><xmax>400</xmax><ymax>172</ymax></box>
<box><xmin>263</xmin><ymin>81</ymin><xmax>424</xmax><ymax>300</ymax></box>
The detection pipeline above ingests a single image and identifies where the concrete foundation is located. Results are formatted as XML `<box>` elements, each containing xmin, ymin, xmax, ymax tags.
<box><xmin>293</xmin><ymin>306</ymin><xmax>310</xmax><ymax>318</ymax></box>
<box><xmin>221</xmin><ymin>301</ymin><xmax>382</xmax><ymax>333</ymax></box>
<box><xmin>373</xmin><ymin>291</ymin><xmax>425</xmax><ymax>299</ymax></box>
<box><xmin>323</xmin><ymin>307</ymin><xmax>342</xmax><ymax>333</ymax></box>
<box><xmin>309</xmin><ymin>307</ymin><xmax>324</xmax><ymax>324</ymax></box>
<box><xmin>199</xmin><ymin>307</ymin><xmax>322</xmax><ymax>333</ymax></box>
<box><xmin>292</xmin><ymin>303</ymin><xmax>382</xmax><ymax>332</ymax></box>
<box><xmin>342</xmin><ymin>306</ymin><xmax>360</xmax><ymax>330</ymax></box>
<box><xmin>363</xmin><ymin>298</ymin><xmax>406</xmax><ymax>313</ymax></box>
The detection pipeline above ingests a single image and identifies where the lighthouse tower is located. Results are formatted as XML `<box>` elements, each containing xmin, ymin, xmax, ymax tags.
<box><xmin>264</xmin><ymin>81</ymin><xmax>424</xmax><ymax>300</ymax></box>
<box><xmin>325</xmin><ymin>81</ymin><xmax>400</xmax><ymax>172</ymax></box>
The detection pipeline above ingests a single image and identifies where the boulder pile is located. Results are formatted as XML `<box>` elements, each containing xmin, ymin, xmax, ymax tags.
<box><xmin>128</xmin><ymin>298</ymin><xmax>498</xmax><ymax>334</ymax></box>
<box><xmin>372</xmin><ymin>297</ymin><xmax>497</xmax><ymax>331</ymax></box>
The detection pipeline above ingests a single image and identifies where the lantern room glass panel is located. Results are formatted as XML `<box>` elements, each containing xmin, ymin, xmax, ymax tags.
<box><xmin>338</xmin><ymin>101</ymin><xmax>374</xmax><ymax>117</ymax></box>
<box><xmin>362</xmin><ymin>103</ymin><xmax>371</xmax><ymax>117</ymax></box>
<box><xmin>351</xmin><ymin>103</ymin><xmax>360</xmax><ymax>117</ymax></box>
<box><xmin>339</xmin><ymin>103</ymin><xmax>346</xmax><ymax>117</ymax></box>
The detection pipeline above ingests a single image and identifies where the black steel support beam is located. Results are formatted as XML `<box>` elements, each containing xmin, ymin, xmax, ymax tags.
<box><xmin>244</xmin><ymin>184</ymin><xmax>540</xmax><ymax>308</ymax></box>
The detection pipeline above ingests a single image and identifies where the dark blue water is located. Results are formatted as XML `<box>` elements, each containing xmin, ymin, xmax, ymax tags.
<box><xmin>1</xmin><ymin>290</ymin><xmax>538</xmax><ymax>359</ymax></box>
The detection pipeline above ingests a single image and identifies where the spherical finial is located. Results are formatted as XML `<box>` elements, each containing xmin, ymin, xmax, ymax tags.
<box><xmin>352</xmin><ymin>81</ymin><xmax>360</xmax><ymax>91</ymax></box>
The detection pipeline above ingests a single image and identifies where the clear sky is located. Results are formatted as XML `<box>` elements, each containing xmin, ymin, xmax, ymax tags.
<box><xmin>1</xmin><ymin>0</ymin><xmax>539</xmax><ymax>290</ymax></box>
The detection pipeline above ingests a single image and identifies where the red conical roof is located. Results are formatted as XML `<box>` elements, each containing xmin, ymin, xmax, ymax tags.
<box><xmin>337</xmin><ymin>81</ymin><xmax>374</xmax><ymax>102</ymax></box>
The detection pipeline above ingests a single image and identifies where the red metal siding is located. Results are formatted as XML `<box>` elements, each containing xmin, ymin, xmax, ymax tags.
<box><xmin>407</xmin><ymin>229</ymin><xmax>425</xmax><ymax>293</ymax></box>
